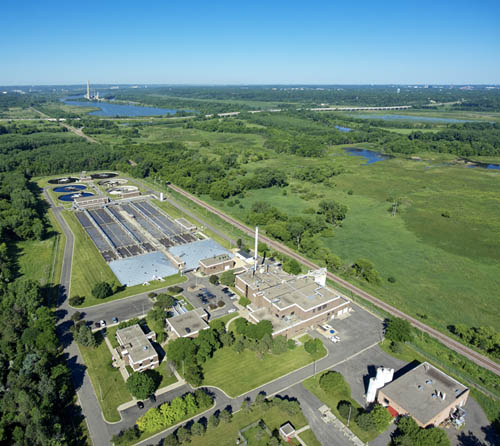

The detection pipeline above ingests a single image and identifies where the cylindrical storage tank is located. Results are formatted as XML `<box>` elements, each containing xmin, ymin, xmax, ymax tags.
<box><xmin>366</xmin><ymin>377</ymin><xmax>377</xmax><ymax>403</ymax></box>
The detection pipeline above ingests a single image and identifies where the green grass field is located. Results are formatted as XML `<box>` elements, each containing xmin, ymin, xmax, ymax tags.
<box><xmin>186</xmin><ymin>404</ymin><xmax>311</xmax><ymax>446</ymax></box>
<box><xmin>298</xmin><ymin>428</ymin><xmax>322</xmax><ymax>446</ymax></box>
<box><xmin>202</xmin><ymin>336</ymin><xmax>327</xmax><ymax>397</ymax></box>
<box><xmin>196</xmin><ymin>147</ymin><xmax>500</xmax><ymax>335</ymax></box>
<box><xmin>78</xmin><ymin>333</ymin><xmax>132</xmax><ymax>422</ymax></box>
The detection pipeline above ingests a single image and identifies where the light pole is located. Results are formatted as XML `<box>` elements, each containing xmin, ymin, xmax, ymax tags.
<box><xmin>347</xmin><ymin>405</ymin><xmax>352</xmax><ymax>427</ymax></box>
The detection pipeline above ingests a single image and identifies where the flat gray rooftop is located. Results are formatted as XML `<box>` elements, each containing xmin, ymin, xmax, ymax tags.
<box><xmin>167</xmin><ymin>309</ymin><xmax>209</xmax><ymax>337</ymax></box>
<box><xmin>238</xmin><ymin>265</ymin><xmax>348</xmax><ymax>311</ymax></box>
<box><xmin>379</xmin><ymin>362</ymin><xmax>468</xmax><ymax>426</ymax></box>
<box><xmin>109</xmin><ymin>251</ymin><xmax>178</xmax><ymax>286</ymax></box>
<box><xmin>116</xmin><ymin>324</ymin><xmax>156</xmax><ymax>363</ymax></box>
<box><xmin>200</xmin><ymin>253</ymin><xmax>232</xmax><ymax>267</ymax></box>
<box><xmin>168</xmin><ymin>238</ymin><xmax>232</xmax><ymax>270</ymax></box>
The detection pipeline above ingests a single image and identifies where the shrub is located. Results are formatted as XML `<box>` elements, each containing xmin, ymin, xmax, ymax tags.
<box><xmin>356</xmin><ymin>411</ymin><xmax>376</xmax><ymax>431</ymax></box>
<box><xmin>337</xmin><ymin>400</ymin><xmax>353</xmax><ymax>419</ymax></box>
<box><xmin>209</xmin><ymin>275</ymin><xmax>219</xmax><ymax>285</ymax></box>
<box><xmin>304</xmin><ymin>338</ymin><xmax>323</xmax><ymax>355</ymax></box>
<box><xmin>319</xmin><ymin>371</ymin><xmax>349</xmax><ymax>396</ymax></box>
<box><xmin>91</xmin><ymin>281</ymin><xmax>113</xmax><ymax>299</ymax></box>
<box><xmin>148</xmin><ymin>292</ymin><xmax>157</xmax><ymax>299</ymax></box>
<box><xmin>69</xmin><ymin>295</ymin><xmax>84</xmax><ymax>306</ymax></box>
<box><xmin>385</xmin><ymin>317</ymin><xmax>412</xmax><ymax>342</ymax></box>
<box><xmin>387</xmin><ymin>276</ymin><xmax>396</xmax><ymax>283</ymax></box>
<box><xmin>389</xmin><ymin>341</ymin><xmax>403</xmax><ymax>354</ymax></box>
<box><xmin>168</xmin><ymin>285</ymin><xmax>183</xmax><ymax>294</ymax></box>
<box><xmin>287</xmin><ymin>339</ymin><xmax>297</xmax><ymax>350</ymax></box>
<box><xmin>217</xmin><ymin>300</ymin><xmax>224</xmax><ymax>308</ymax></box>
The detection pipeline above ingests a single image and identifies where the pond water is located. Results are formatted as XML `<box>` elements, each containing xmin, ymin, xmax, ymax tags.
<box><xmin>344</xmin><ymin>147</ymin><xmax>391</xmax><ymax>164</ymax></box>
<box><xmin>466</xmin><ymin>163</ymin><xmax>500</xmax><ymax>170</ymax></box>
<box><xmin>58</xmin><ymin>192</ymin><xmax>94</xmax><ymax>202</ymax></box>
<box><xmin>335</xmin><ymin>125</ymin><xmax>352</xmax><ymax>132</ymax></box>
<box><xmin>63</xmin><ymin>97</ymin><xmax>177</xmax><ymax>117</ymax></box>
<box><xmin>349</xmin><ymin>114</ymin><xmax>473</xmax><ymax>123</ymax></box>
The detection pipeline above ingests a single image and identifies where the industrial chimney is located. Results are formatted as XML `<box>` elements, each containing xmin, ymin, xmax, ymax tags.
<box><xmin>254</xmin><ymin>226</ymin><xmax>259</xmax><ymax>272</ymax></box>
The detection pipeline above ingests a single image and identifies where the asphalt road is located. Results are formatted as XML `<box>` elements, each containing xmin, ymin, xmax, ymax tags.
<box><xmin>81</xmin><ymin>272</ymin><xmax>237</xmax><ymax>328</ymax></box>
<box><xmin>45</xmin><ymin>190</ymin><xmax>110</xmax><ymax>446</ymax></box>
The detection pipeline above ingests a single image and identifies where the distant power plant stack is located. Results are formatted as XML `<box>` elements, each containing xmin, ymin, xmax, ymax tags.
<box><xmin>84</xmin><ymin>80</ymin><xmax>99</xmax><ymax>101</ymax></box>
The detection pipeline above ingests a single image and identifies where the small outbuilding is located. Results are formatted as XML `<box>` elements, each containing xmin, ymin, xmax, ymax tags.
<box><xmin>279</xmin><ymin>422</ymin><xmax>295</xmax><ymax>440</ymax></box>
<box><xmin>198</xmin><ymin>253</ymin><xmax>235</xmax><ymax>275</ymax></box>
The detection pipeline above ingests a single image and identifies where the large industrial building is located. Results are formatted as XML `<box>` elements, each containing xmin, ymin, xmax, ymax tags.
<box><xmin>235</xmin><ymin>265</ymin><xmax>351</xmax><ymax>338</ymax></box>
<box><xmin>377</xmin><ymin>362</ymin><xmax>469</xmax><ymax>427</ymax></box>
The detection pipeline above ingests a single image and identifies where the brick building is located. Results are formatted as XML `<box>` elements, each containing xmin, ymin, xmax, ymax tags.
<box><xmin>235</xmin><ymin>265</ymin><xmax>351</xmax><ymax>338</ymax></box>
<box><xmin>377</xmin><ymin>362</ymin><xmax>469</xmax><ymax>427</ymax></box>
<box><xmin>116</xmin><ymin>324</ymin><xmax>159</xmax><ymax>372</ymax></box>
<box><xmin>198</xmin><ymin>254</ymin><xmax>236</xmax><ymax>275</ymax></box>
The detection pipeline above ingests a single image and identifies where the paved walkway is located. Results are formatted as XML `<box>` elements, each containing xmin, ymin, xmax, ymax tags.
<box><xmin>103</xmin><ymin>336</ymin><xmax>129</xmax><ymax>381</ymax></box>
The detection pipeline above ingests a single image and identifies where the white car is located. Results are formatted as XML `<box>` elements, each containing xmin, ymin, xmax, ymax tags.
<box><xmin>99</xmin><ymin>320</ymin><xmax>106</xmax><ymax>328</ymax></box>
<box><xmin>227</xmin><ymin>308</ymin><xmax>236</xmax><ymax>314</ymax></box>
<box><xmin>324</xmin><ymin>324</ymin><xmax>333</xmax><ymax>331</ymax></box>
<box><xmin>329</xmin><ymin>335</ymin><xmax>340</xmax><ymax>343</ymax></box>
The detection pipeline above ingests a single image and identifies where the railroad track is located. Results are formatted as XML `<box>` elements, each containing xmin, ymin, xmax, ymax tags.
<box><xmin>168</xmin><ymin>183</ymin><xmax>500</xmax><ymax>377</ymax></box>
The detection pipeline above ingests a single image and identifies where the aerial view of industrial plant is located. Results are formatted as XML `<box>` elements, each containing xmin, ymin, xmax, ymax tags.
<box><xmin>1</xmin><ymin>2</ymin><xmax>499</xmax><ymax>446</ymax></box>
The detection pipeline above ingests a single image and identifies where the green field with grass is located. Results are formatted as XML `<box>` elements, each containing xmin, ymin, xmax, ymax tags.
<box><xmin>202</xmin><ymin>336</ymin><xmax>327</xmax><ymax>397</ymax></box>
<box><xmin>196</xmin><ymin>146</ymin><xmax>500</xmax><ymax>335</ymax></box>
<box><xmin>186</xmin><ymin>404</ymin><xmax>312</xmax><ymax>446</ymax></box>
<box><xmin>78</xmin><ymin>333</ymin><xmax>132</xmax><ymax>422</ymax></box>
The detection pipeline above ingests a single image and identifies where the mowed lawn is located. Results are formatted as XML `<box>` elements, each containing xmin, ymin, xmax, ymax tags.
<box><xmin>78</xmin><ymin>333</ymin><xmax>132</xmax><ymax>422</ymax></box>
<box><xmin>187</xmin><ymin>403</ymin><xmax>313</xmax><ymax>446</ymax></box>
<box><xmin>202</xmin><ymin>338</ymin><xmax>327</xmax><ymax>397</ymax></box>
<box><xmin>61</xmin><ymin>210</ymin><xmax>186</xmax><ymax>306</ymax></box>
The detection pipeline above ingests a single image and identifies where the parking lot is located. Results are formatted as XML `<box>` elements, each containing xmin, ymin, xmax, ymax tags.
<box><xmin>182</xmin><ymin>272</ymin><xmax>238</xmax><ymax>319</ymax></box>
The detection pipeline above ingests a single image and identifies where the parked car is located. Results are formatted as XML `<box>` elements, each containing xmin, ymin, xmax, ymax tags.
<box><xmin>99</xmin><ymin>320</ymin><xmax>106</xmax><ymax>328</ymax></box>
<box><xmin>324</xmin><ymin>323</ymin><xmax>333</xmax><ymax>331</ymax></box>
<box><xmin>228</xmin><ymin>308</ymin><xmax>236</xmax><ymax>314</ymax></box>
<box><xmin>112</xmin><ymin>317</ymin><xmax>118</xmax><ymax>324</ymax></box>
<box><xmin>137</xmin><ymin>401</ymin><xmax>144</xmax><ymax>409</ymax></box>
<box><xmin>329</xmin><ymin>336</ymin><xmax>339</xmax><ymax>343</ymax></box>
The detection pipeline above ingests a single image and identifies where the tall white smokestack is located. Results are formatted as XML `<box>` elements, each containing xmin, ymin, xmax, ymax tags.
<box><xmin>86</xmin><ymin>80</ymin><xmax>90</xmax><ymax>100</ymax></box>
<box><xmin>254</xmin><ymin>226</ymin><xmax>259</xmax><ymax>272</ymax></box>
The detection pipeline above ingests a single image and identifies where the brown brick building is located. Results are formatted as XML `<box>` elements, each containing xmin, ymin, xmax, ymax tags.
<box><xmin>377</xmin><ymin>362</ymin><xmax>469</xmax><ymax>427</ymax></box>
<box><xmin>198</xmin><ymin>254</ymin><xmax>236</xmax><ymax>275</ymax></box>
<box><xmin>116</xmin><ymin>324</ymin><xmax>159</xmax><ymax>372</ymax></box>
<box><xmin>235</xmin><ymin>266</ymin><xmax>351</xmax><ymax>338</ymax></box>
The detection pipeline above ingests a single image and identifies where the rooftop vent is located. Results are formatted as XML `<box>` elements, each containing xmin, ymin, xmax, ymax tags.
<box><xmin>425</xmin><ymin>379</ymin><xmax>432</xmax><ymax>385</ymax></box>
<box><xmin>143</xmin><ymin>346</ymin><xmax>148</xmax><ymax>351</ymax></box>
<box><xmin>432</xmin><ymin>394</ymin><xmax>437</xmax><ymax>399</ymax></box>
<box><xmin>417</xmin><ymin>385</ymin><xmax>423</xmax><ymax>391</ymax></box>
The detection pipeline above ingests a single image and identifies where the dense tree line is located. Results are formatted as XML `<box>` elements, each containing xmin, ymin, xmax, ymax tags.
<box><xmin>0</xmin><ymin>172</ymin><xmax>44</xmax><ymax>241</ymax></box>
<box><xmin>449</xmin><ymin>324</ymin><xmax>500</xmax><ymax>360</ymax></box>
<box><xmin>109</xmin><ymin>85</ymin><xmax>500</xmax><ymax>111</ymax></box>
<box><xmin>0</xmin><ymin>180</ymin><xmax>85</xmax><ymax>443</ymax></box>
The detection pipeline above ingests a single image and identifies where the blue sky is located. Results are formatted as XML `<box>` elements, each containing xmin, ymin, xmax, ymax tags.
<box><xmin>1</xmin><ymin>0</ymin><xmax>499</xmax><ymax>85</ymax></box>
